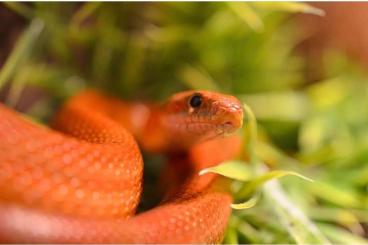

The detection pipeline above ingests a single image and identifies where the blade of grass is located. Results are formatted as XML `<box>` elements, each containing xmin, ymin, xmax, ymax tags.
<box><xmin>241</xmin><ymin>103</ymin><xmax>258</xmax><ymax>164</ymax></box>
<box><xmin>235</xmin><ymin>217</ymin><xmax>261</xmax><ymax>243</ymax></box>
<box><xmin>263</xmin><ymin>178</ymin><xmax>331</xmax><ymax>244</ymax></box>
<box><xmin>308</xmin><ymin>207</ymin><xmax>368</xmax><ymax>225</ymax></box>
<box><xmin>240</xmin><ymin>91</ymin><xmax>309</xmax><ymax>122</ymax></box>
<box><xmin>120</xmin><ymin>36</ymin><xmax>147</xmax><ymax>93</ymax></box>
<box><xmin>252</xmin><ymin>2</ymin><xmax>325</xmax><ymax>16</ymax></box>
<box><xmin>237</xmin><ymin>170</ymin><xmax>313</xmax><ymax>198</ymax></box>
<box><xmin>223</xmin><ymin>216</ymin><xmax>239</xmax><ymax>244</ymax></box>
<box><xmin>0</xmin><ymin>18</ymin><xmax>44</xmax><ymax>89</ymax></box>
<box><xmin>241</xmin><ymin>104</ymin><xmax>330</xmax><ymax>244</ymax></box>
<box><xmin>70</xmin><ymin>2</ymin><xmax>101</xmax><ymax>28</ymax></box>
<box><xmin>3</xmin><ymin>2</ymin><xmax>34</xmax><ymax>19</ymax></box>
<box><xmin>227</xmin><ymin>2</ymin><xmax>263</xmax><ymax>32</ymax></box>
<box><xmin>309</xmin><ymin>181</ymin><xmax>363</xmax><ymax>209</ymax></box>
<box><xmin>318</xmin><ymin>223</ymin><xmax>368</xmax><ymax>244</ymax></box>
<box><xmin>178</xmin><ymin>64</ymin><xmax>220</xmax><ymax>91</ymax></box>
<box><xmin>5</xmin><ymin>67</ymin><xmax>29</xmax><ymax>107</ymax></box>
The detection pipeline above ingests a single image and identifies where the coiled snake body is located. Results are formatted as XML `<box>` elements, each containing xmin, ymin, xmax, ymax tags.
<box><xmin>0</xmin><ymin>90</ymin><xmax>243</xmax><ymax>243</ymax></box>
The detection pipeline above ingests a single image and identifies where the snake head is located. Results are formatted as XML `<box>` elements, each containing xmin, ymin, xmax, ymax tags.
<box><xmin>163</xmin><ymin>90</ymin><xmax>243</xmax><ymax>147</ymax></box>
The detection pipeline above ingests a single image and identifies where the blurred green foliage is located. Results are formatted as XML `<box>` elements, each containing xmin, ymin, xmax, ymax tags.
<box><xmin>1</xmin><ymin>2</ymin><xmax>309</xmax><ymax>102</ymax></box>
<box><xmin>0</xmin><ymin>2</ymin><xmax>367</xmax><ymax>244</ymax></box>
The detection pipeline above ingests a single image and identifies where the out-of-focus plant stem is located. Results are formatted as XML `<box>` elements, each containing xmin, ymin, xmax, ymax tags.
<box><xmin>0</xmin><ymin>18</ymin><xmax>44</xmax><ymax>90</ymax></box>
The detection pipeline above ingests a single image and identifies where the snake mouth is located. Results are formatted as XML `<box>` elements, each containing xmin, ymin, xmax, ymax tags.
<box><xmin>222</xmin><ymin>122</ymin><xmax>237</xmax><ymax>134</ymax></box>
<box><xmin>211</xmin><ymin>122</ymin><xmax>237</xmax><ymax>139</ymax></box>
<box><xmin>222</xmin><ymin>121</ymin><xmax>235</xmax><ymax>133</ymax></box>
<box><xmin>221</xmin><ymin>113</ymin><xmax>243</xmax><ymax>132</ymax></box>
<box><xmin>224</xmin><ymin>121</ymin><xmax>233</xmax><ymax>127</ymax></box>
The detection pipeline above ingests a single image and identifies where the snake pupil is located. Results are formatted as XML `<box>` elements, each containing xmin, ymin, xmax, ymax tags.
<box><xmin>189</xmin><ymin>94</ymin><xmax>202</xmax><ymax>108</ymax></box>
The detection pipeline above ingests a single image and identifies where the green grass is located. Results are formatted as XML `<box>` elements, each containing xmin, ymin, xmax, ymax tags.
<box><xmin>0</xmin><ymin>2</ymin><xmax>367</xmax><ymax>244</ymax></box>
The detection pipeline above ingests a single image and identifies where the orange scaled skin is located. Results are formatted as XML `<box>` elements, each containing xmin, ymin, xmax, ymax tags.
<box><xmin>0</xmin><ymin>90</ymin><xmax>243</xmax><ymax>243</ymax></box>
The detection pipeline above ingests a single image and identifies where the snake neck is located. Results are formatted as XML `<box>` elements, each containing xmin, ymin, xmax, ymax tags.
<box><xmin>130</xmin><ymin>106</ymin><xmax>195</xmax><ymax>153</ymax></box>
<box><xmin>63</xmin><ymin>90</ymin><xmax>172</xmax><ymax>153</ymax></box>
<box><xmin>136</xmin><ymin>106</ymin><xmax>172</xmax><ymax>153</ymax></box>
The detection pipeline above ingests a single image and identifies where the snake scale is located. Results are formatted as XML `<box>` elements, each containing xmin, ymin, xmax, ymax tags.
<box><xmin>0</xmin><ymin>90</ymin><xmax>243</xmax><ymax>243</ymax></box>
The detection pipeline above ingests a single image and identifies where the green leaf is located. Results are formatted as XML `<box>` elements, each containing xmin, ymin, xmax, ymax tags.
<box><xmin>199</xmin><ymin>160</ymin><xmax>252</xmax><ymax>181</ymax></box>
<box><xmin>252</xmin><ymin>2</ymin><xmax>325</xmax><ymax>16</ymax></box>
<box><xmin>259</xmin><ymin>170</ymin><xmax>313</xmax><ymax>183</ymax></box>
<box><xmin>231</xmin><ymin>193</ymin><xmax>260</xmax><ymax>210</ymax></box>
<box><xmin>237</xmin><ymin>170</ymin><xmax>313</xmax><ymax>198</ymax></box>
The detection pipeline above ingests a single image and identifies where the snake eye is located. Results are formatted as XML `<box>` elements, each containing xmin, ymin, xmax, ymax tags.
<box><xmin>189</xmin><ymin>93</ymin><xmax>202</xmax><ymax>108</ymax></box>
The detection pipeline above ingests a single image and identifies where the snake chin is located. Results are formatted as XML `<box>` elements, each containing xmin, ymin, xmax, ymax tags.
<box><xmin>203</xmin><ymin>123</ymin><xmax>237</xmax><ymax>141</ymax></box>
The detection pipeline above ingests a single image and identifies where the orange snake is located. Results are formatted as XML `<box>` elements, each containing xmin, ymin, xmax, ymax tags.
<box><xmin>0</xmin><ymin>90</ymin><xmax>243</xmax><ymax>243</ymax></box>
